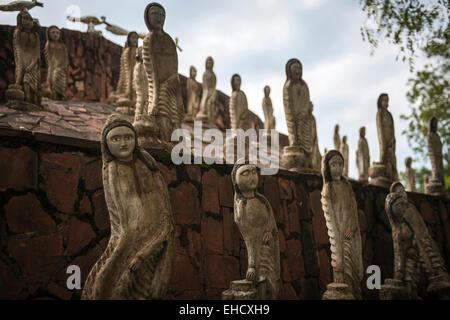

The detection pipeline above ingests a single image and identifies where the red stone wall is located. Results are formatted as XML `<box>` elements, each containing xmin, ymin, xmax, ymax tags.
<box><xmin>0</xmin><ymin>130</ymin><xmax>449</xmax><ymax>300</ymax></box>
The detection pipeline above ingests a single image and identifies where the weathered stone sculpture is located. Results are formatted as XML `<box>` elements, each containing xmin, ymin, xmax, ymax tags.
<box><xmin>229</xmin><ymin>74</ymin><xmax>251</xmax><ymax>132</ymax></box>
<box><xmin>282</xmin><ymin>58</ymin><xmax>320</xmax><ymax>173</ymax></box>
<box><xmin>133</xmin><ymin>47</ymin><xmax>149</xmax><ymax>125</ymax></box>
<box><xmin>108</xmin><ymin>32</ymin><xmax>139</xmax><ymax>115</ymax></box>
<box><xmin>310</xmin><ymin>101</ymin><xmax>322</xmax><ymax>172</ymax></box>
<box><xmin>196</xmin><ymin>57</ymin><xmax>217</xmax><ymax>126</ymax></box>
<box><xmin>0</xmin><ymin>0</ymin><xmax>42</xmax><ymax>11</ymax></box>
<box><xmin>184</xmin><ymin>66</ymin><xmax>200</xmax><ymax>122</ymax></box>
<box><xmin>82</xmin><ymin>115</ymin><xmax>175</xmax><ymax>300</ymax></box>
<box><xmin>339</xmin><ymin>136</ymin><xmax>349</xmax><ymax>177</ymax></box>
<box><xmin>382</xmin><ymin>182</ymin><xmax>450</xmax><ymax>299</ymax></box>
<box><xmin>42</xmin><ymin>26</ymin><xmax>68</xmax><ymax>100</ymax></box>
<box><xmin>100</xmin><ymin>16</ymin><xmax>146</xmax><ymax>39</ymax></box>
<box><xmin>6</xmin><ymin>9</ymin><xmax>41</xmax><ymax>109</ymax></box>
<box><xmin>404</xmin><ymin>157</ymin><xmax>417</xmax><ymax>192</ymax></box>
<box><xmin>356</xmin><ymin>127</ymin><xmax>370</xmax><ymax>183</ymax></box>
<box><xmin>321</xmin><ymin>150</ymin><xmax>363</xmax><ymax>300</ymax></box>
<box><xmin>262</xmin><ymin>85</ymin><xmax>276</xmax><ymax>133</ymax></box>
<box><xmin>369</xmin><ymin>93</ymin><xmax>398</xmax><ymax>188</ymax></box>
<box><xmin>426</xmin><ymin>117</ymin><xmax>446</xmax><ymax>196</ymax></box>
<box><xmin>333</xmin><ymin>124</ymin><xmax>340</xmax><ymax>151</ymax></box>
<box><xmin>223</xmin><ymin>162</ymin><xmax>280</xmax><ymax>300</ymax></box>
<box><xmin>136</xmin><ymin>2</ymin><xmax>184</xmax><ymax>149</ymax></box>
<box><xmin>66</xmin><ymin>15</ymin><xmax>102</xmax><ymax>34</ymax></box>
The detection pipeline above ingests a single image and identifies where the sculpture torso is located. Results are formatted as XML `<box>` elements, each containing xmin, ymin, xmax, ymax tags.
<box><xmin>428</xmin><ymin>132</ymin><xmax>444</xmax><ymax>184</ymax></box>
<box><xmin>230</xmin><ymin>90</ymin><xmax>250</xmax><ymax>131</ymax></box>
<box><xmin>262</xmin><ymin>97</ymin><xmax>275</xmax><ymax>131</ymax></box>
<box><xmin>45</xmin><ymin>40</ymin><xmax>69</xmax><ymax>99</ymax></box>
<box><xmin>356</xmin><ymin>137</ymin><xmax>370</xmax><ymax>179</ymax></box>
<box><xmin>146</xmin><ymin>31</ymin><xmax>177</xmax><ymax>84</ymax></box>
<box><xmin>283</xmin><ymin>79</ymin><xmax>310</xmax><ymax>146</ymax></box>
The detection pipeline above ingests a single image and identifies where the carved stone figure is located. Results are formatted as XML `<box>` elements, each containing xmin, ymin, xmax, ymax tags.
<box><xmin>42</xmin><ymin>26</ymin><xmax>68</xmax><ymax>100</ymax></box>
<box><xmin>82</xmin><ymin>115</ymin><xmax>175</xmax><ymax>300</ymax></box>
<box><xmin>196</xmin><ymin>57</ymin><xmax>217</xmax><ymax>126</ymax></box>
<box><xmin>6</xmin><ymin>9</ymin><xmax>41</xmax><ymax>109</ymax></box>
<box><xmin>281</xmin><ymin>59</ymin><xmax>320</xmax><ymax>173</ymax></box>
<box><xmin>321</xmin><ymin>150</ymin><xmax>363</xmax><ymax>300</ymax></box>
<box><xmin>382</xmin><ymin>182</ymin><xmax>450</xmax><ymax>299</ymax></box>
<box><xmin>369</xmin><ymin>93</ymin><xmax>398</xmax><ymax>188</ymax></box>
<box><xmin>333</xmin><ymin>124</ymin><xmax>340</xmax><ymax>151</ymax></box>
<box><xmin>404</xmin><ymin>157</ymin><xmax>417</xmax><ymax>192</ymax></box>
<box><xmin>262</xmin><ymin>85</ymin><xmax>276</xmax><ymax>133</ymax></box>
<box><xmin>356</xmin><ymin>127</ymin><xmax>370</xmax><ymax>183</ymax></box>
<box><xmin>66</xmin><ymin>15</ymin><xmax>102</xmax><ymax>34</ymax></box>
<box><xmin>136</xmin><ymin>2</ymin><xmax>184</xmax><ymax>149</ymax></box>
<box><xmin>339</xmin><ymin>136</ymin><xmax>349</xmax><ymax>177</ymax></box>
<box><xmin>223</xmin><ymin>162</ymin><xmax>280</xmax><ymax>300</ymax></box>
<box><xmin>310</xmin><ymin>101</ymin><xmax>322</xmax><ymax>172</ymax></box>
<box><xmin>184</xmin><ymin>66</ymin><xmax>200</xmax><ymax>122</ymax></box>
<box><xmin>108</xmin><ymin>32</ymin><xmax>139</xmax><ymax>115</ymax></box>
<box><xmin>133</xmin><ymin>47</ymin><xmax>149</xmax><ymax>123</ymax></box>
<box><xmin>0</xmin><ymin>0</ymin><xmax>42</xmax><ymax>11</ymax></box>
<box><xmin>100</xmin><ymin>16</ymin><xmax>146</xmax><ymax>39</ymax></box>
<box><xmin>229</xmin><ymin>74</ymin><xmax>251</xmax><ymax>132</ymax></box>
<box><xmin>426</xmin><ymin>117</ymin><xmax>446</xmax><ymax>196</ymax></box>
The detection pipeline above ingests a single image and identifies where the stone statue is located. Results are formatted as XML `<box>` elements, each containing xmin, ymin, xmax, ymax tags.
<box><xmin>6</xmin><ymin>9</ymin><xmax>41</xmax><ymax>109</ymax></box>
<box><xmin>133</xmin><ymin>47</ymin><xmax>148</xmax><ymax>119</ymax></box>
<box><xmin>0</xmin><ymin>0</ymin><xmax>42</xmax><ymax>11</ymax></box>
<box><xmin>426</xmin><ymin>117</ymin><xmax>446</xmax><ymax>196</ymax></box>
<box><xmin>339</xmin><ymin>136</ymin><xmax>349</xmax><ymax>177</ymax></box>
<box><xmin>223</xmin><ymin>162</ymin><xmax>280</xmax><ymax>300</ymax></box>
<box><xmin>100</xmin><ymin>16</ymin><xmax>146</xmax><ymax>39</ymax></box>
<box><xmin>356</xmin><ymin>127</ymin><xmax>370</xmax><ymax>183</ymax></box>
<box><xmin>184</xmin><ymin>66</ymin><xmax>200</xmax><ymax>122</ymax></box>
<box><xmin>229</xmin><ymin>74</ymin><xmax>251</xmax><ymax>132</ymax></box>
<box><xmin>42</xmin><ymin>26</ymin><xmax>69</xmax><ymax>101</ymax></box>
<box><xmin>369</xmin><ymin>93</ymin><xmax>398</xmax><ymax>188</ymax></box>
<box><xmin>310</xmin><ymin>101</ymin><xmax>322</xmax><ymax>172</ymax></box>
<box><xmin>333</xmin><ymin>124</ymin><xmax>340</xmax><ymax>151</ymax></box>
<box><xmin>262</xmin><ymin>85</ymin><xmax>276</xmax><ymax>133</ymax></box>
<box><xmin>196</xmin><ymin>57</ymin><xmax>217</xmax><ymax>126</ymax></box>
<box><xmin>66</xmin><ymin>15</ymin><xmax>102</xmax><ymax>34</ymax></box>
<box><xmin>281</xmin><ymin>58</ymin><xmax>320</xmax><ymax>173</ymax></box>
<box><xmin>136</xmin><ymin>2</ymin><xmax>184</xmax><ymax>149</ymax></box>
<box><xmin>382</xmin><ymin>182</ymin><xmax>450</xmax><ymax>299</ymax></box>
<box><xmin>321</xmin><ymin>150</ymin><xmax>363</xmax><ymax>300</ymax></box>
<box><xmin>82</xmin><ymin>115</ymin><xmax>175</xmax><ymax>300</ymax></box>
<box><xmin>404</xmin><ymin>157</ymin><xmax>417</xmax><ymax>192</ymax></box>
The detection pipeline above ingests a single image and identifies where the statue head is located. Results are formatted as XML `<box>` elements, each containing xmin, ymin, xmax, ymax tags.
<box><xmin>377</xmin><ymin>93</ymin><xmax>389</xmax><ymax>109</ymax></box>
<box><xmin>342</xmin><ymin>135</ymin><xmax>347</xmax><ymax>144</ymax></box>
<box><xmin>322</xmin><ymin>150</ymin><xmax>345</xmax><ymax>183</ymax></box>
<box><xmin>126</xmin><ymin>31</ymin><xmax>139</xmax><ymax>48</ymax></box>
<box><xmin>428</xmin><ymin>116</ymin><xmax>438</xmax><ymax>134</ymax></box>
<box><xmin>144</xmin><ymin>2</ymin><xmax>166</xmax><ymax>32</ymax></box>
<box><xmin>405</xmin><ymin>157</ymin><xmax>412</xmax><ymax>168</ymax></box>
<box><xmin>264</xmin><ymin>85</ymin><xmax>271</xmax><ymax>97</ymax></box>
<box><xmin>385</xmin><ymin>192</ymin><xmax>405</xmax><ymax>225</ymax></box>
<box><xmin>205</xmin><ymin>56</ymin><xmax>214</xmax><ymax>70</ymax></box>
<box><xmin>233</xmin><ymin>163</ymin><xmax>258</xmax><ymax>196</ymax></box>
<box><xmin>17</xmin><ymin>9</ymin><xmax>34</xmax><ymax>32</ymax></box>
<box><xmin>390</xmin><ymin>181</ymin><xmax>407</xmax><ymax>200</ymax></box>
<box><xmin>231</xmin><ymin>74</ymin><xmax>241</xmax><ymax>92</ymax></box>
<box><xmin>189</xmin><ymin>66</ymin><xmax>197</xmax><ymax>79</ymax></box>
<box><xmin>285</xmin><ymin>58</ymin><xmax>302</xmax><ymax>81</ymax></box>
<box><xmin>359</xmin><ymin>126</ymin><xmax>366</xmax><ymax>138</ymax></box>
<box><xmin>101</xmin><ymin>115</ymin><xmax>138</xmax><ymax>163</ymax></box>
<box><xmin>334</xmin><ymin>124</ymin><xmax>339</xmax><ymax>134</ymax></box>
<box><xmin>47</xmin><ymin>25</ymin><xmax>61</xmax><ymax>42</ymax></box>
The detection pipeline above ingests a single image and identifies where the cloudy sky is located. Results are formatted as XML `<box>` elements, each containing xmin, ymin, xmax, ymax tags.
<box><xmin>0</xmin><ymin>0</ymin><xmax>429</xmax><ymax>179</ymax></box>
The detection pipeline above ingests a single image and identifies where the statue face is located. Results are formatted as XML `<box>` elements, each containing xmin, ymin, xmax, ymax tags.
<box><xmin>190</xmin><ymin>67</ymin><xmax>197</xmax><ymax>79</ymax></box>
<box><xmin>430</xmin><ymin>118</ymin><xmax>438</xmax><ymax>133</ymax></box>
<box><xmin>343</xmin><ymin>136</ymin><xmax>347</xmax><ymax>144</ymax></box>
<box><xmin>206</xmin><ymin>58</ymin><xmax>213</xmax><ymax>70</ymax></box>
<box><xmin>335</xmin><ymin>124</ymin><xmax>339</xmax><ymax>133</ymax></box>
<box><xmin>106</xmin><ymin>126</ymin><xmax>136</xmax><ymax>162</ymax></box>
<box><xmin>233</xmin><ymin>76</ymin><xmax>241</xmax><ymax>91</ymax></box>
<box><xmin>392</xmin><ymin>199</ymin><xmax>405</xmax><ymax>219</ymax></box>
<box><xmin>129</xmin><ymin>33</ymin><xmax>139</xmax><ymax>47</ymax></box>
<box><xmin>360</xmin><ymin>127</ymin><xmax>365</xmax><ymax>138</ymax></box>
<box><xmin>329</xmin><ymin>155</ymin><xmax>343</xmax><ymax>181</ymax></box>
<box><xmin>381</xmin><ymin>95</ymin><xmax>389</xmax><ymax>108</ymax></box>
<box><xmin>148</xmin><ymin>6</ymin><xmax>165</xmax><ymax>31</ymax></box>
<box><xmin>49</xmin><ymin>27</ymin><xmax>60</xmax><ymax>41</ymax></box>
<box><xmin>264</xmin><ymin>86</ymin><xmax>270</xmax><ymax>96</ymax></box>
<box><xmin>289</xmin><ymin>62</ymin><xmax>302</xmax><ymax>80</ymax></box>
<box><xmin>405</xmin><ymin>157</ymin><xmax>412</xmax><ymax>167</ymax></box>
<box><xmin>21</xmin><ymin>13</ymin><xmax>34</xmax><ymax>31</ymax></box>
<box><xmin>236</xmin><ymin>165</ymin><xmax>258</xmax><ymax>193</ymax></box>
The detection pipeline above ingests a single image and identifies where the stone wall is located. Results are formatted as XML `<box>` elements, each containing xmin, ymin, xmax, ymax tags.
<box><xmin>0</xmin><ymin>128</ymin><xmax>449</xmax><ymax>300</ymax></box>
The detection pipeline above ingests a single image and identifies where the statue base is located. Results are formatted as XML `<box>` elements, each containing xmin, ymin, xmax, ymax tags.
<box><xmin>368</xmin><ymin>163</ymin><xmax>393</xmax><ymax>188</ymax></box>
<box><xmin>6</xmin><ymin>84</ymin><xmax>42</xmax><ymax>111</ymax></box>
<box><xmin>281</xmin><ymin>146</ymin><xmax>318</xmax><ymax>174</ymax></box>
<box><xmin>425</xmin><ymin>180</ymin><xmax>446</xmax><ymax>196</ymax></box>
<box><xmin>322</xmin><ymin>283</ymin><xmax>355</xmax><ymax>300</ymax></box>
<box><xmin>380</xmin><ymin>279</ymin><xmax>417</xmax><ymax>300</ymax></box>
<box><xmin>134</xmin><ymin>115</ymin><xmax>171</xmax><ymax>151</ymax></box>
<box><xmin>224</xmin><ymin>135</ymin><xmax>250</xmax><ymax>164</ymax></box>
<box><xmin>222</xmin><ymin>280</ymin><xmax>257</xmax><ymax>300</ymax></box>
<box><xmin>427</xmin><ymin>274</ymin><xmax>450</xmax><ymax>300</ymax></box>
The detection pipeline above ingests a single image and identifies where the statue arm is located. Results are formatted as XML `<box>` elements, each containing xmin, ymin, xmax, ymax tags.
<box><xmin>143</xmin><ymin>32</ymin><xmax>158</xmax><ymax>114</ymax></box>
<box><xmin>343</xmin><ymin>187</ymin><xmax>359</xmax><ymax>239</ymax></box>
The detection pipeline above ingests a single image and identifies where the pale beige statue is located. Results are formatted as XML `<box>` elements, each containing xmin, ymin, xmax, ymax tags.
<box><xmin>42</xmin><ymin>25</ymin><xmax>69</xmax><ymax>101</ymax></box>
<box><xmin>184</xmin><ymin>66</ymin><xmax>200</xmax><ymax>122</ymax></box>
<box><xmin>223</xmin><ymin>162</ymin><xmax>280</xmax><ymax>300</ymax></box>
<box><xmin>66</xmin><ymin>15</ymin><xmax>102</xmax><ymax>34</ymax></box>
<box><xmin>133</xmin><ymin>47</ymin><xmax>149</xmax><ymax>123</ymax></box>
<box><xmin>196</xmin><ymin>56</ymin><xmax>217</xmax><ymax>126</ymax></box>
<box><xmin>262</xmin><ymin>85</ymin><xmax>276</xmax><ymax>133</ymax></box>
<box><xmin>333</xmin><ymin>124</ymin><xmax>341</xmax><ymax>151</ymax></box>
<box><xmin>321</xmin><ymin>150</ymin><xmax>363</xmax><ymax>300</ymax></box>
<box><xmin>82</xmin><ymin>115</ymin><xmax>175</xmax><ymax>300</ymax></box>
<box><xmin>137</xmin><ymin>2</ymin><xmax>184</xmax><ymax>149</ymax></box>
<box><xmin>356</xmin><ymin>127</ymin><xmax>370</xmax><ymax>183</ymax></box>
<box><xmin>100</xmin><ymin>16</ymin><xmax>146</xmax><ymax>39</ymax></box>
<box><xmin>282</xmin><ymin>58</ymin><xmax>320</xmax><ymax>173</ymax></box>
<box><xmin>229</xmin><ymin>74</ymin><xmax>251</xmax><ymax>132</ymax></box>
<box><xmin>0</xmin><ymin>0</ymin><xmax>43</xmax><ymax>11</ymax></box>
<box><xmin>339</xmin><ymin>136</ymin><xmax>349</xmax><ymax>177</ymax></box>
<box><xmin>369</xmin><ymin>93</ymin><xmax>398</xmax><ymax>188</ymax></box>
<box><xmin>384</xmin><ymin>182</ymin><xmax>450</xmax><ymax>299</ymax></box>
<box><xmin>6</xmin><ymin>9</ymin><xmax>41</xmax><ymax>109</ymax></box>
<box><xmin>404</xmin><ymin>157</ymin><xmax>417</xmax><ymax>192</ymax></box>
<box><xmin>426</xmin><ymin>117</ymin><xmax>446</xmax><ymax>196</ymax></box>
